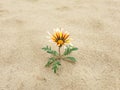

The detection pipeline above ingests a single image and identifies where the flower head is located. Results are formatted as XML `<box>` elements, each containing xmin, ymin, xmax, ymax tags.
<box><xmin>49</xmin><ymin>28</ymin><xmax>70</xmax><ymax>47</ymax></box>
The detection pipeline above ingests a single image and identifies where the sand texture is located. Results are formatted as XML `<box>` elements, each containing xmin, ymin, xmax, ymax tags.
<box><xmin>0</xmin><ymin>0</ymin><xmax>120</xmax><ymax>90</ymax></box>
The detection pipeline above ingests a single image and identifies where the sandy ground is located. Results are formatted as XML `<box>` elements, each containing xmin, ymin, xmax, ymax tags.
<box><xmin>0</xmin><ymin>0</ymin><xmax>120</xmax><ymax>90</ymax></box>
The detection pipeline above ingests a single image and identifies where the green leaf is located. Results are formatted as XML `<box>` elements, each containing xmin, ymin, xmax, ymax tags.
<box><xmin>63</xmin><ymin>45</ymin><xmax>78</xmax><ymax>56</ymax></box>
<box><xmin>66</xmin><ymin>56</ymin><xmax>76</xmax><ymax>62</ymax></box>
<box><xmin>71</xmin><ymin>47</ymin><xmax>78</xmax><ymax>51</ymax></box>
<box><xmin>56</xmin><ymin>61</ymin><xmax>61</xmax><ymax>65</ymax></box>
<box><xmin>47</xmin><ymin>50</ymin><xmax>58</xmax><ymax>56</ymax></box>
<box><xmin>42</xmin><ymin>45</ymin><xmax>49</xmax><ymax>51</ymax></box>
<box><xmin>52</xmin><ymin>61</ymin><xmax>61</xmax><ymax>73</ymax></box>
<box><xmin>45</xmin><ymin>57</ymin><xmax>55</xmax><ymax>67</ymax></box>
<box><xmin>42</xmin><ymin>46</ymin><xmax>58</xmax><ymax>56</ymax></box>
<box><xmin>52</xmin><ymin>65</ymin><xmax>57</xmax><ymax>73</ymax></box>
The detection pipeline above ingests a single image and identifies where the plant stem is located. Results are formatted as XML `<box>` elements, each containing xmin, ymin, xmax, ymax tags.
<box><xmin>59</xmin><ymin>46</ymin><xmax>61</xmax><ymax>57</ymax></box>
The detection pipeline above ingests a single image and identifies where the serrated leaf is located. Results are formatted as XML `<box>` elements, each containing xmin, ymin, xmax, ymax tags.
<box><xmin>42</xmin><ymin>46</ymin><xmax>58</xmax><ymax>56</ymax></box>
<box><xmin>66</xmin><ymin>57</ymin><xmax>76</xmax><ymax>62</ymax></box>
<box><xmin>52</xmin><ymin>61</ymin><xmax>61</xmax><ymax>73</ymax></box>
<box><xmin>47</xmin><ymin>50</ymin><xmax>53</xmax><ymax>54</ymax></box>
<box><xmin>42</xmin><ymin>45</ymin><xmax>49</xmax><ymax>51</ymax></box>
<box><xmin>56</xmin><ymin>61</ymin><xmax>61</xmax><ymax>65</ymax></box>
<box><xmin>52</xmin><ymin>65</ymin><xmax>57</xmax><ymax>73</ymax></box>
<box><xmin>52</xmin><ymin>64</ymin><xmax>58</xmax><ymax>73</ymax></box>
<box><xmin>45</xmin><ymin>61</ymin><xmax>52</xmax><ymax>67</ymax></box>
<box><xmin>63</xmin><ymin>45</ymin><xmax>78</xmax><ymax>56</ymax></box>
<box><xmin>71</xmin><ymin>47</ymin><xmax>78</xmax><ymax>51</ymax></box>
<box><xmin>45</xmin><ymin>57</ymin><xmax>55</xmax><ymax>67</ymax></box>
<box><xmin>47</xmin><ymin>50</ymin><xmax>58</xmax><ymax>56</ymax></box>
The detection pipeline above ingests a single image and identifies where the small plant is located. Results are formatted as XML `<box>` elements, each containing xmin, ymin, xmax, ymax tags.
<box><xmin>42</xmin><ymin>28</ymin><xmax>78</xmax><ymax>73</ymax></box>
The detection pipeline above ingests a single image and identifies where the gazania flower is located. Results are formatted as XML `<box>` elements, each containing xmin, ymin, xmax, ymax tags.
<box><xmin>48</xmin><ymin>28</ymin><xmax>71</xmax><ymax>47</ymax></box>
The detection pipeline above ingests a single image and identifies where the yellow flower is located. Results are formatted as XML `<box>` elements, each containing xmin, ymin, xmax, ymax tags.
<box><xmin>49</xmin><ymin>28</ymin><xmax>70</xmax><ymax>47</ymax></box>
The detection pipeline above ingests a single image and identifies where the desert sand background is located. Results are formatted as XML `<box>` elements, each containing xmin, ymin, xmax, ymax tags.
<box><xmin>0</xmin><ymin>0</ymin><xmax>120</xmax><ymax>90</ymax></box>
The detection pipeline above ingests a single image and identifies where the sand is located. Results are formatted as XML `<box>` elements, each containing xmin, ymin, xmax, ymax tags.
<box><xmin>0</xmin><ymin>0</ymin><xmax>120</xmax><ymax>90</ymax></box>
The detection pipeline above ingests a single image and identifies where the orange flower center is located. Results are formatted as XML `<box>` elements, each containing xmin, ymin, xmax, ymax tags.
<box><xmin>57</xmin><ymin>40</ymin><xmax>64</xmax><ymax>45</ymax></box>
